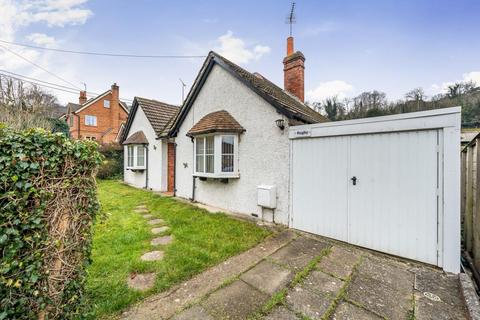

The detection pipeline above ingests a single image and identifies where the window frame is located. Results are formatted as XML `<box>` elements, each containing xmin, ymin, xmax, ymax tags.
<box><xmin>103</xmin><ymin>99</ymin><xmax>110</xmax><ymax>108</ymax></box>
<box><xmin>85</xmin><ymin>115</ymin><xmax>97</xmax><ymax>126</ymax></box>
<box><xmin>126</xmin><ymin>144</ymin><xmax>146</xmax><ymax>170</ymax></box>
<box><xmin>193</xmin><ymin>134</ymin><xmax>239</xmax><ymax>178</ymax></box>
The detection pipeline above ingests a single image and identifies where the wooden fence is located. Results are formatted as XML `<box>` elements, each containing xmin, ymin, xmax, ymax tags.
<box><xmin>461</xmin><ymin>133</ymin><xmax>480</xmax><ymax>271</ymax></box>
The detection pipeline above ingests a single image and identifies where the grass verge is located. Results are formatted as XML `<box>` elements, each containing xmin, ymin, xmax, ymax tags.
<box><xmin>86</xmin><ymin>180</ymin><xmax>270</xmax><ymax>318</ymax></box>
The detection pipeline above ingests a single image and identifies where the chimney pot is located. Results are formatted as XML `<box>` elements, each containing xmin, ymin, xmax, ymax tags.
<box><xmin>287</xmin><ymin>36</ymin><xmax>294</xmax><ymax>56</ymax></box>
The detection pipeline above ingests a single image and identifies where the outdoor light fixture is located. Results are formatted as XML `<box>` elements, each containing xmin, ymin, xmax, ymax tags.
<box><xmin>275</xmin><ymin>119</ymin><xmax>285</xmax><ymax>130</ymax></box>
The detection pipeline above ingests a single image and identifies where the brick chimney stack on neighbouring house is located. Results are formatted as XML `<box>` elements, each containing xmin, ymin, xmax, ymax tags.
<box><xmin>283</xmin><ymin>36</ymin><xmax>305</xmax><ymax>102</ymax></box>
<box><xmin>111</xmin><ymin>83</ymin><xmax>120</xmax><ymax>131</ymax></box>
<box><xmin>79</xmin><ymin>90</ymin><xmax>87</xmax><ymax>104</ymax></box>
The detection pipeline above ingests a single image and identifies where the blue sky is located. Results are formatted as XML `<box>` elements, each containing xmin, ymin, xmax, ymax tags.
<box><xmin>0</xmin><ymin>0</ymin><xmax>479</xmax><ymax>105</ymax></box>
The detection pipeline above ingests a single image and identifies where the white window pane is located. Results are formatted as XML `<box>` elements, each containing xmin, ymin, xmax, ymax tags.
<box><xmin>196</xmin><ymin>155</ymin><xmax>204</xmax><ymax>172</ymax></box>
<box><xmin>127</xmin><ymin>146</ymin><xmax>134</xmax><ymax>167</ymax></box>
<box><xmin>137</xmin><ymin>146</ymin><xmax>145</xmax><ymax>166</ymax></box>
<box><xmin>205</xmin><ymin>136</ymin><xmax>214</xmax><ymax>173</ymax></box>
<box><xmin>104</xmin><ymin>100</ymin><xmax>110</xmax><ymax>108</ymax></box>
<box><xmin>221</xmin><ymin>136</ymin><xmax>234</xmax><ymax>172</ymax></box>
<box><xmin>196</xmin><ymin>138</ymin><xmax>204</xmax><ymax>155</ymax></box>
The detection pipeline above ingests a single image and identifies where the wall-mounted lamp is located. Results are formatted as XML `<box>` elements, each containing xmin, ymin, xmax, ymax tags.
<box><xmin>275</xmin><ymin>119</ymin><xmax>285</xmax><ymax>130</ymax></box>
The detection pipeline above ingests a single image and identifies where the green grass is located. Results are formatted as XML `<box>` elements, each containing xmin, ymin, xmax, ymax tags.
<box><xmin>86</xmin><ymin>180</ymin><xmax>271</xmax><ymax>318</ymax></box>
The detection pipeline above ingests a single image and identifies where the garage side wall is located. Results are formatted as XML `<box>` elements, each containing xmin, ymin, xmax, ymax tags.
<box><xmin>175</xmin><ymin>64</ymin><xmax>291</xmax><ymax>224</ymax></box>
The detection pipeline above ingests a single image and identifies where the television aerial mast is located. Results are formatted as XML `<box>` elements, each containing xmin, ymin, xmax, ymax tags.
<box><xmin>286</xmin><ymin>2</ymin><xmax>296</xmax><ymax>36</ymax></box>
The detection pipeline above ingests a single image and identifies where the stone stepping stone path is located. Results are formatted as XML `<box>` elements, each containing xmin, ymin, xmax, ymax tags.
<box><xmin>141</xmin><ymin>250</ymin><xmax>164</xmax><ymax>261</ymax></box>
<box><xmin>152</xmin><ymin>226</ymin><xmax>169</xmax><ymax>234</ymax></box>
<box><xmin>127</xmin><ymin>272</ymin><xmax>156</xmax><ymax>291</ymax></box>
<box><xmin>148</xmin><ymin>218</ymin><xmax>165</xmax><ymax>225</ymax></box>
<box><xmin>127</xmin><ymin>204</ymin><xmax>174</xmax><ymax>291</ymax></box>
<box><xmin>151</xmin><ymin>235</ymin><xmax>173</xmax><ymax>246</ymax></box>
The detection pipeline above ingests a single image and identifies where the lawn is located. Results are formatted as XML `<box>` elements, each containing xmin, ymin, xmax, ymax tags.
<box><xmin>86</xmin><ymin>180</ymin><xmax>270</xmax><ymax>318</ymax></box>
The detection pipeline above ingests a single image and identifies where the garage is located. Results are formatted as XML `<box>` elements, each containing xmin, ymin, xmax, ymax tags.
<box><xmin>289</xmin><ymin>107</ymin><xmax>461</xmax><ymax>273</ymax></box>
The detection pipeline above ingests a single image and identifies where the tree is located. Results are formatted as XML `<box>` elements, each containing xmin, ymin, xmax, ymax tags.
<box><xmin>321</xmin><ymin>96</ymin><xmax>344</xmax><ymax>121</ymax></box>
<box><xmin>405</xmin><ymin>87</ymin><xmax>426</xmax><ymax>111</ymax></box>
<box><xmin>0</xmin><ymin>76</ymin><xmax>63</xmax><ymax>131</ymax></box>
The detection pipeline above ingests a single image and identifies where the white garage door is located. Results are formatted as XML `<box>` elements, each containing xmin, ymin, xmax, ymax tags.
<box><xmin>291</xmin><ymin>130</ymin><xmax>440</xmax><ymax>265</ymax></box>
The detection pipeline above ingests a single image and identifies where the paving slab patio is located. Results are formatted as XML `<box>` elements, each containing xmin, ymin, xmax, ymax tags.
<box><xmin>120</xmin><ymin>230</ymin><xmax>468</xmax><ymax>320</ymax></box>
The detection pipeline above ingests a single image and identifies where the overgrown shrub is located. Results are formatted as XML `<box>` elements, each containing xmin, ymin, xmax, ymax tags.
<box><xmin>97</xmin><ymin>143</ymin><xmax>123</xmax><ymax>180</ymax></box>
<box><xmin>0</xmin><ymin>125</ymin><xmax>102</xmax><ymax>319</ymax></box>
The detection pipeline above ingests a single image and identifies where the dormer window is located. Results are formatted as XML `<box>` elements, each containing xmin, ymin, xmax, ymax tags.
<box><xmin>104</xmin><ymin>100</ymin><xmax>110</xmax><ymax>108</ymax></box>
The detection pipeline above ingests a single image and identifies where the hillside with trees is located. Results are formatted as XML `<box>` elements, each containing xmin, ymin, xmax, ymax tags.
<box><xmin>0</xmin><ymin>76</ymin><xmax>68</xmax><ymax>135</ymax></box>
<box><xmin>310</xmin><ymin>80</ymin><xmax>480</xmax><ymax>128</ymax></box>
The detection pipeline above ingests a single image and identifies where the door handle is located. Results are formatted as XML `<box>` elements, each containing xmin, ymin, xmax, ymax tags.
<box><xmin>351</xmin><ymin>176</ymin><xmax>357</xmax><ymax>185</ymax></box>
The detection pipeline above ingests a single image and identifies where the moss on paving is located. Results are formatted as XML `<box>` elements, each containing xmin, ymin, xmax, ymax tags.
<box><xmin>86</xmin><ymin>180</ymin><xmax>270</xmax><ymax>318</ymax></box>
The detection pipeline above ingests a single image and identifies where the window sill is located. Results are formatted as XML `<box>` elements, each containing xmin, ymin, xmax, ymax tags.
<box><xmin>127</xmin><ymin>167</ymin><xmax>146</xmax><ymax>172</ymax></box>
<box><xmin>193</xmin><ymin>173</ymin><xmax>239</xmax><ymax>179</ymax></box>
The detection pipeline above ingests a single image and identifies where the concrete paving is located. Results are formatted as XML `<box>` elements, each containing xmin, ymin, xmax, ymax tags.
<box><xmin>121</xmin><ymin>230</ymin><xmax>468</xmax><ymax>320</ymax></box>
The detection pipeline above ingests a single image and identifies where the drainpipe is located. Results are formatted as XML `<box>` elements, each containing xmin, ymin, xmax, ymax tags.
<box><xmin>145</xmin><ymin>145</ymin><xmax>149</xmax><ymax>189</ymax></box>
<box><xmin>190</xmin><ymin>138</ymin><xmax>196</xmax><ymax>202</ymax></box>
<box><xmin>173</xmin><ymin>142</ymin><xmax>177</xmax><ymax>197</ymax></box>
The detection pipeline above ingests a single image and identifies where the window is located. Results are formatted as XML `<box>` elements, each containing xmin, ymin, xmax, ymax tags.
<box><xmin>103</xmin><ymin>100</ymin><xmax>110</xmax><ymax>108</ymax></box>
<box><xmin>86</xmin><ymin>136</ymin><xmax>96</xmax><ymax>141</ymax></box>
<box><xmin>137</xmin><ymin>145</ymin><xmax>145</xmax><ymax>166</ymax></box>
<box><xmin>85</xmin><ymin>115</ymin><xmax>97</xmax><ymax>126</ymax></box>
<box><xmin>205</xmin><ymin>136</ymin><xmax>214</xmax><ymax>173</ymax></box>
<box><xmin>127</xmin><ymin>146</ymin><xmax>134</xmax><ymax>167</ymax></box>
<box><xmin>194</xmin><ymin>135</ymin><xmax>238</xmax><ymax>178</ymax></box>
<box><xmin>221</xmin><ymin>136</ymin><xmax>234</xmax><ymax>172</ymax></box>
<box><xmin>126</xmin><ymin>145</ymin><xmax>146</xmax><ymax>169</ymax></box>
<box><xmin>69</xmin><ymin>116</ymin><xmax>74</xmax><ymax>126</ymax></box>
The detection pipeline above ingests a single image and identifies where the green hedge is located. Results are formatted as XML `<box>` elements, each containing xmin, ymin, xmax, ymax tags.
<box><xmin>97</xmin><ymin>143</ymin><xmax>123</xmax><ymax>180</ymax></box>
<box><xmin>0</xmin><ymin>125</ymin><xmax>102</xmax><ymax>319</ymax></box>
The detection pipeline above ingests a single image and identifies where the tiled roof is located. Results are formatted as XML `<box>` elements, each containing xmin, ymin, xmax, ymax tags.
<box><xmin>136</xmin><ymin>97</ymin><xmax>180</xmax><ymax>136</ymax></box>
<box><xmin>122</xmin><ymin>130</ymin><xmax>149</xmax><ymax>145</ymax></box>
<box><xmin>212</xmin><ymin>52</ymin><xmax>327</xmax><ymax>124</ymax></box>
<box><xmin>187</xmin><ymin>110</ymin><xmax>245</xmax><ymax>137</ymax></box>
<box><xmin>66</xmin><ymin>102</ymin><xmax>81</xmax><ymax>113</ymax></box>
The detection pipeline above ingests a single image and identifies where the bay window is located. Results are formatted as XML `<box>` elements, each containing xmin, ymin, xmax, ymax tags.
<box><xmin>194</xmin><ymin>134</ymin><xmax>238</xmax><ymax>178</ymax></box>
<box><xmin>126</xmin><ymin>145</ymin><xmax>146</xmax><ymax>170</ymax></box>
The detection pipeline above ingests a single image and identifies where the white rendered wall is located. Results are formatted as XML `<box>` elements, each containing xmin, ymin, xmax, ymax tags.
<box><xmin>123</xmin><ymin>107</ymin><xmax>164</xmax><ymax>191</ymax></box>
<box><xmin>174</xmin><ymin>64</ymin><xmax>291</xmax><ymax>224</ymax></box>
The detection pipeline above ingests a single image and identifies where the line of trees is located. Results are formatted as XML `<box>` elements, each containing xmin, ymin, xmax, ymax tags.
<box><xmin>310</xmin><ymin>80</ymin><xmax>480</xmax><ymax>127</ymax></box>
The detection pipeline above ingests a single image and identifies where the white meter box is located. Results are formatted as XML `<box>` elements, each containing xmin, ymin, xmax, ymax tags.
<box><xmin>257</xmin><ymin>185</ymin><xmax>276</xmax><ymax>209</ymax></box>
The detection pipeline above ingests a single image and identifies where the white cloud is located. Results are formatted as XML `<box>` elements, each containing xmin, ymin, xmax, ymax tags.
<box><xmin>429</xmin><ymin>71</ymin><xmax>480</xmax><ymax>95</ymax></box>
<box><xmin>0</xmin><ymin>0</ymin><xmax>93</xmax><ymax>103</ymax></box>
<box><xmin>214</xmin><ymin>31</ymin><xmax>270</xmax><ymax>64</ymax></box>
<box><xmin>26</xmin><ymin>33</ymin><xmax>56</xmax><ymax>47</ymax></box>
<box><xmin>306</xmin><ymin>80</ymin><xmax>354</xmax><ymax>101</ymax></box>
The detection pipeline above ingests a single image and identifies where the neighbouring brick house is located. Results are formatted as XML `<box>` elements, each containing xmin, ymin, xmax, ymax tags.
<box><xmin>64</xmin><ymin>83</ymin><xmax>130</xmax><ymax>143</ymax></box>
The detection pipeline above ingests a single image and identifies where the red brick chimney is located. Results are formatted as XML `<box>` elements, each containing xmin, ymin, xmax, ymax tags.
<box><xmin>79</xmin><ymin>90</ymin><xmax>87</xmax><ymax>104</ymax></box>
<box><xmin>111</xmin><ymin>83</ymin><xmax>120</xmax><ymax>131</ymax></box>
<box><xmin>283</xmin><ymin>36</ymin><xmax>305</xmax><ymax>102</ymax></box>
